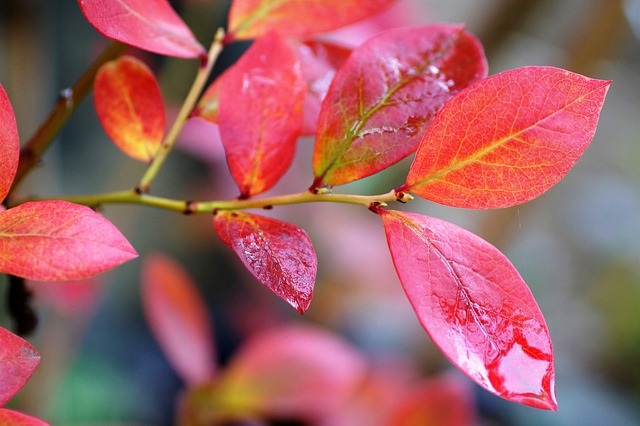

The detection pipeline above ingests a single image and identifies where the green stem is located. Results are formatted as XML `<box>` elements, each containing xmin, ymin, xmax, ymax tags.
<box><xmin>15</xmin><ymin>189</ymin><xmax>404</xmax><ymax>214</ymax></box>
<box><xmin>137</xmin><ymin>28</ymin><xmax>226</xmax><ymax>193</ymax></box>
<box><xmin>10</xmin><ymin>41</ymin><xmax>128</xmax><ymax>195</ymax></box>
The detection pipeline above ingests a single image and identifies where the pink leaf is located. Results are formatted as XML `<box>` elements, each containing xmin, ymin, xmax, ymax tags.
<box><xmin>0</xmin><ymin>85</ymin><xmax>19</xmax><ymax>204</ymax></box>
<box><xmin>0</xmin><ymin>327</ymin><xmax>40</xmax><ymax>406</ymax></box>
<box><xmin>141</xmin><ymin>252</ymin><xmax>216</xmax><ymax>385</ymax></box>
<box><xmin>0</xmin><ymin>201</ymin><xmax>138</xmax><ymax>281</ymax></box>
<box><xmin>312</xmin><ymin>25</ymin><xmax>487</xmax><ymax>187</ymax></box>
<box><xmin>94</xmin><ymin>56</ymin><xmax>165</xmax><ymax>163</ymax></box>
<box><xmin>0</xmin><ymin>408</ymin><xmax>50</xmax><ymax>426</ymax></box>
<box><xmin>379</xmin><ymin>209</ymin><xmax>557</xmax><ymax>411</ymax></box>
<box><xmin>78</xmin><ymin>0</ymin><xmax>205</xmax><ymax>58</ymax></box>
<box><xmin>294</xmin><ymin>39</ymin><xmax>352</xmax><ymax>136</ymax></box>
<box><xmin>213</xmin><ymin>211</ymin><xmax>316</xmax><ymax>314</ymax></box>
<box><xmin>227</xmin><ymin>0</ymin><xmax>396</xmax><ymax>40</ymax></box>
<box><xmin>401</xmin><ymin>66</ymin><xmax>611</xmax><ymax>208</ymax></box>
<box><xmin>202</xmin><ymin>324</ymin><xmax>366</xmax><ymax>420</ymax></box>
<box><xmin>216</xmin><ymin>32</ymin><xmax>306</xmax><ymax>197</ymax></box>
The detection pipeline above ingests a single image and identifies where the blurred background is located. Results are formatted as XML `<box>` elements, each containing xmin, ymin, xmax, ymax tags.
<box><xmin>1</xmin><ymin>0</ymin><xmax>639</xmax><ymax>424</ymax></box>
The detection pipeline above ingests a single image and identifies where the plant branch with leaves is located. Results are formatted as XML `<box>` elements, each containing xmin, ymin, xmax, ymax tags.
<box><xmin>0</xmin><ymin>0</ymin><xmax>612</xmax><ymax>424</ymax></box>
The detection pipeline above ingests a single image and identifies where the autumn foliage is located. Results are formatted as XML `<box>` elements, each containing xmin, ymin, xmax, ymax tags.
<box><xmin>0</xmin><ymin>0</ymin><xmax>612</xmax><ymax>424</ymax></box>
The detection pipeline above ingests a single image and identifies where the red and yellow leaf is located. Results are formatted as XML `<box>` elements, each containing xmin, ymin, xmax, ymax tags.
<box><xmin>194</xmin><ymin>78</ymin><xmax>221</xmax><ymax>124</ymax></box>
<box><xmin>401</xmin><ymin>66</ymin><xmax>611</xmax><ymax>208</ymax></box>
<box><xmin>213</xmin><ymin>211</ymin><xmax>316</xmax><ymax>314</ymax></box>
<box><xmin>312</xmin><ymin>25</ymin><xmax>487</xmax><ymax>188</ymax></box>
<box><xmin>227</xmin><ymin>0</ymin><xmax>396</xmax><ymax>41</ymax></box>
<box><xmin>0</xmin><ymin>85</ymin><xmax>19</xmax><ymax>204</ymax></box>
<box><xmin>379</xmin><ymin>209</ymin><xmax>557</xmax><ymax>411</ymax></box>
<box><xmin>182</xmin><ymin>324</ymin><xmax>366</xmax><ymax>422</ymax></box>
<box><xmin>216</xmin><ymin>32</ymin><xmax>305</xmax><ymax>198</ymax></box>
<box><xmin>0</xmin><ymin>408</ymin><xmax>50</xmax><ymax>426</ymax></box>
<box><xmin>385</xmin><ymin>374</ymin><xmax>474</xmax><ymax>426</ymax></box>
<box><xmin>0</xmin><ymin>201</ymin><xmax>138</xmax><ymax>281</ymax></box>
<box><xmin>0</xmin><ymin>327</ymin><xmax>40</xmax><ymax>406</ymax></box>
<box><xmin>94</xmin><ymin>56</ymin><xmax>165</xmax><ymax>163</ymax></box>
<box><xmin>294</xmin><ymin>39</ymin><xmax>352</xmax><ymax>136</ymax></box>
<box><xmin>78</xmin><ymin>0</ymin><xmax>205</xmax><ymax>58</ymax></box>
<box><xmin>141</xmin><ymin>253</ymin><xmax>216</xmax><ymax>385</ymax></box>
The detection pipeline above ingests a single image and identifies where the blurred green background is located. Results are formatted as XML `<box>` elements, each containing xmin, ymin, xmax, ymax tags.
<box><xmin>1</xmin><ymin>0</ymin><xmax>640</xmax><ymax>424</ymax></box>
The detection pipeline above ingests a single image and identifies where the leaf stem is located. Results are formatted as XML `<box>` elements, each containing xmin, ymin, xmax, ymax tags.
<box><xmin>15</xmin><ymin>189</ymin><xmax>402</xmax><ymax>214</ymax></box>
<box><xmin>137</xmin><ymin>28</ymin><xmax>226</xmax><ymax>194</ymax></box>
<box><xmin>10</xmin><ymin>41</ymin><xmax>128</xmax><ymax>194</ymax></box>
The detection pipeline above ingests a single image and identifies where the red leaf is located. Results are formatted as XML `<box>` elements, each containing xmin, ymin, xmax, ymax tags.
<box><xmin>379</xmin><ymin>209</ymin><xmax>557</xmax><ymax>411</ymax></box>
<box><xmin>216</xmin><ymin>32</ymin><xmax>306</xmax><ymax>197</ymax></box>
<box><xmin>0</xmin><ymin>408</ymin><xmax>50</xmax><ymax>426</ymax></box>
<box><xmin>227</xmin><ymin>0</ymin><xmax>396</xmax><ymax>41</ymax></box>
<box><xmin>141</xmin><ymin>253</ymin><xmax>216</xmax><ymax>385</ymax></box>
<box><xmin>312</xmin><ymin>25</ymin><xmax>487</xmax><ymax>187</ymax></box>
<box><xmin>203</xmin><ymin>324</ymin><xmax>366</xmax><ymax>419</ymax></box>
<box><xmin>94</xmin><ymin>56</ymin><xmax>165</xmax><ymax>163</ymax></box>
<box><xmin>0</xmin><ymin>327</ymin><xmax>40</xmax><ymax>406</ymax></box>
<box><xmin>193</xmin><ymin>79</ymin><xmax>221</xmax><ymax>124</ymax></box>
<box><xmin>78</xmin><ymin>0</ymin><xmax>205</xmax><ymax>58</ymax></box>
<box><xmin>0</xmin><ymin>201</ymin><xmax>138</xmax><ymax>281</ymax></box>
<box><xmin>385</xmin><ymin>374</ymin><xmax>475</xmax><ymax>426</ymax></box>
<box><xmin>213</xmin><ymin>211</ymin><xmax>316</xmax><ymax>314</ymax></box>
<box><xmin>0</xmin><ymin>85</ymin><xmax>19</xmax><ymax>204</ymax></box>
<box><xmin>401</xmin><ymin>66</ymin><xmax>611</xmax><ymax>208</ymax></box>
<box><xmin>294</xmin><ymin>40</ymin><xmax>352</xmax><ymax>136</ymax></box>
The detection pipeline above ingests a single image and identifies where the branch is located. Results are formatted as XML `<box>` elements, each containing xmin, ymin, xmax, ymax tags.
<box><xmin>15</xmin><ymin>189</ymin><xmax>407</xmax><ymax>214</ymax></box>
<box><xmin>10</xmin><ymin>41</ymin><xmax>128</xmax><ymax>194</ymax></box>
<box><xmin>137</xmin><ymin>28</ymin><xmax>226</xmax><ymax>193</ymax></box>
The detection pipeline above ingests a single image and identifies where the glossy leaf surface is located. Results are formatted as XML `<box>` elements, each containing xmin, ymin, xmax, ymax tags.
<box><xmin>0</xmin><ymin>201</ymin><xmax>138</xmax><ymax>281</ymax></box>
<box><xmin>0</xmin><ymin>85</ymin><xmax>19</xmax><ymax>204</ymax></box>
<box><xmin>380</xmin><ymin>209</ymin><xmax>557</xmax><ymax>410</ymax></box>
<box><xmin>227</xmin><ymin>0</ymin><xmax>396</xmax><ymax>40</ymax></box>
<box><xmin>0</xmin><ymin>327</ymin><xmax>40</xmax><ymax>406</ymax></box>
<box><xmin>213</xmin><ymin>211</ymin><xmax>316</xmax><ymax>314</ymax></box>
<box><xmin>312</xmin><ymin>25</ymin><xmax>487</xmax><ymax>187</ymax></box>
<box><xmin>78</xmin><ymin>0</ymin><xmax>205</xmax><ymax>58</ymax></box>
<box><xmin>184</xmin><ymin>325</ymin><xmax>366</xmax><ymax>422</ymax></box>
<box><xmin>294</xmin><ymin>40</ymin><xmax>352</xmax><ymax>136</ymax></box>
<box><xmin>0</xmin><ymin>408</ymin><xmax>50</xmax><ymax>426</ymax></box>
<box><xmin>141</xmin><ymin>253</ymin><xmax>216</xmax><ymax>385</ymax></box>
<box><xmin>216</xmin><ymin>32</ymin><xmax>305</xmax><ymax>197</ymax></box>
<box><xmin>401</xmin><ymin>66</ymin><xmax>611</xmax><ymax>208</ymax></box>
<box><xmin>94</xmin><ymin>56</ymin><xmax>165</xmax><ymax>163</ymax></box>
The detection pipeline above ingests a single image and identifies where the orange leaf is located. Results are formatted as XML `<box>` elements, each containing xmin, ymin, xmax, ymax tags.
<box><xmin>94</xmin><ymin>56</ymin><xmax>165</xmax><ymax>163</ymax></box>
<box><xmin>227</xmin><ymin>0</ymin><xmax>396</xmax><ymax>40</ymax></box>
<box><xmin>385</xmin><ymin>374</ymin><xmax>475</xmax><ymax>426</ymax></box>
<box><xmin>0</xmin><ymin>85</ymin><xmax>19</xmax><ymax>204</ymax></box>
<box><xmin>401</xmin><ymin>66</ymin><xmax>611</xmax><ymax>208</ymax></box>
<box><xmin>312</xmin><ymin>25</ymin><xmax>487</xmax><ymax>187</ymax></box>
<box><xmin>0</xmin><ymin>201</ymin><xmax>137</xmax><ymax>281</ymax></box>
<box><xmin>141</xmin><ymin>253</ymin><xmax>216</xmax><ymax>385</ymax></box>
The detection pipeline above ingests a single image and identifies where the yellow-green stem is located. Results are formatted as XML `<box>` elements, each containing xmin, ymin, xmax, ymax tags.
<box><xmin>137</xmin><ymin>28</ymin><xmax>226</xmax><ymax>193</ymax></box>
<box><xmin>15</xmin><ymin>189</ymin><xmax>403</xmax><ymax>214</ymax></box>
